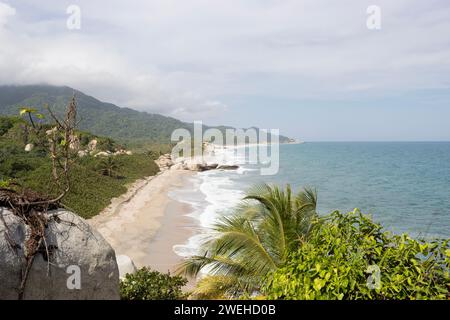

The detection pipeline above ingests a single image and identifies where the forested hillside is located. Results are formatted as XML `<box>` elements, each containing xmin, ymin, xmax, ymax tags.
<box><xmin>0</xmin><ymin>115</ymin><xmax>159</xmax><ymax>218</ymax></box>
<box><xmin>0</xmin><ymin>85</ymin><xmax>291</xmax><ymax>144</ymax></box>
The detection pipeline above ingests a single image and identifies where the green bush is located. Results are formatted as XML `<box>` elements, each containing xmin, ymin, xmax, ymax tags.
<box><xmin>120</xmin><ymin>267</ymin><xmax>188</xmax><ymax>300</ymax></box>
<box><xmin>0</xmin><ymin>116</ymin><xmax>21</xmax><ymax>136</ymax></box>
<box><xmin>96</xmin><ymin>137</ymin><xmax>116</xmax><ymax>152</ymax></box>
<box><xmin>0</xmin><ymin>115</ymin><xmax>160</xmax><ymax>219</ymax></box>
<box><xmin>22</xmin><ymin>154</ymin><xmax>159</xmax><ymax>219</ymax></box>
<box><xmin>263</xmin><ymin>209</ymin><xmax>449</xmax><ymax>300</ymax></box>
<box><xmin>0</xmin><ymin>140</ymin><xmax>47</xmax><ymax>178</ymax></box>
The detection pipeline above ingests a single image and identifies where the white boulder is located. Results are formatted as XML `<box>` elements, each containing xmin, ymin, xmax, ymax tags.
<box><xmin>69</xmin><ymin>135</ymin><xmax>80</xmax><ymax>151</ymax></box>
<box><xmin>88</xmin><ymin>139</ymin><xmax>98</xmax><ymax>151</ymax></box>
<box><xmin>24</xmin><ymin>143</ymin><xmax>34</xmax><ymax>152</ymax></box>
<box><xmin>77</xmin><ymin>150</ymin><xmax>88</xmax><ymax>158</ymax></box>
<box><xmin>116</xmin><ymin>255</ymin><xmax>137</xmax><ymax>279</ymax></box>
<box><xmin>155</xmin><ymin>154</ymin><xmax>174</xmax><ymax>170</ymax></box>
<box><xmin>94</xmin><ymin>151</ymin><xmax>111</xmax><ymax>157</ymax></box>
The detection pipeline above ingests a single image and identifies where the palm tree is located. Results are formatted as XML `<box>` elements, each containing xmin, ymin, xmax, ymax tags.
<box><xmin>98</xmin><ymin>157</ymin><xmax>122</xmax><ymax>177</ymax></box>
<box><xmin>177</xmin><ymin>184</ymin><xmax>318</xmax><ymax>298</ymax></box>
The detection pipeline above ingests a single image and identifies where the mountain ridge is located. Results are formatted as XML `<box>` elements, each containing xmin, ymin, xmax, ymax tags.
<box><xmin>0</xmin><ymin>85</ymin><xmax>292</xmax><ymax>144</ymax></box>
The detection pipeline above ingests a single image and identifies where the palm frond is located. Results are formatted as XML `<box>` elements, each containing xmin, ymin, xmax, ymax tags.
<box><xmin>176</xmin><ymin>183</ymin><xmax>320</xmax><ymax>296</ymax></box>
<box><xmin>191</xmin><ymin>275</ymin><xmax>251</xmax><ymax>299</ymax></box>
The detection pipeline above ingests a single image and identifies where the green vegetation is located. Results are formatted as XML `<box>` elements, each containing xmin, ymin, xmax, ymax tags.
<box><xmin>264</xmin><ymin>209</ymin><xmax>449</xmax><ymax>300</ymax></box>
<box><xmin>179</xmin><ymin>184</ymin><xmax>449</xmax><ymax>300</ymax></box>
<box><xmin>0</xmin><ymin>116</ymin><xmax>22</xmax><ymax>135</ymax></box>
<box><xmin>120</xmin><ymin>267</ymin><xmax>187</xmax><ymax>300</ymax></box>
<box><xmin>97</xmin><ymin>157</ymin><xmax>123</xmax><ymax>177</ymax></box>
<box><xmin>0</xmin><ymin>85</ymin><xmax>292</xmax><ymax>145</ymax></box>
<box><xmin>0</xmin><ymin>114</ymin><xmax>160</xmax><ymax>219</ymax></box>
<box><xmin>22</xmin><ymin>154</ymin><xmax>158</xmax><ymax>219</ymax></box>
<box><xmin>179</xmin><ymin>184</ymin><xmax>318</xmax><ymax>298</ymax></box>
<box><xmin>0</xmin><ymin>85</ymin><xmax>188</xmax><ymax>144</ymax></box>
<box><xmin>2</xmin><ymin>90</ymin><xmax>447</xmax><ymax>300</ymax></box>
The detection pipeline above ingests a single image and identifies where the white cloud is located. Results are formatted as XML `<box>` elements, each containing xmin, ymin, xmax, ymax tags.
<box><xmin>0</xmin><ymin>1</ymin><xmax>230</xmax><ymax>121</ymax></box>
<box><xmin>0</xmin><ymin>0</ymin><xmax>449</xmax><ymax>122</ymax></box>
<box><xmin>0</xmin><ymin>2</ymin><xmax>15</xmax><ymax>27</ymax></box>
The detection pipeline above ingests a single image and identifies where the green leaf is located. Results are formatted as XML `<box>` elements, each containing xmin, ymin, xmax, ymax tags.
<box><xmin>0</xmin><ymin>179</ymin><xmax>11</xmax><ymax>188</ymax></box>
<box><xmin>19</xmin><ymin>107</ymin><xmax>37</xmax><ymax>116</ymax></box>
<box><xmin>445</xmin><ymin>249</ymin><xmax>450</xmax><ymax>257</ymax></box>
<box><xmin>313</xmin><ymin>278</ymin><xmax>326</xmax><ymax>291</ymax></box>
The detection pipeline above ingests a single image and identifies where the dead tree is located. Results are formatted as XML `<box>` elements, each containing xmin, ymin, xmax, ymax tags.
<box><xmin>0</xmin><ymin>95</ymin><xmax>79</xmax><ymax>299</ymax></box>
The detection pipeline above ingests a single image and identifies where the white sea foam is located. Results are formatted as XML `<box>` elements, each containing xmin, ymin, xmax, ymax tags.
<box><xmin>198</xmin><ymin>171</ymin><xmax>246</xmax><ymax>228</ymax></box>
<box><xmin>173</xmin><ymin>233</ymin><xmax>212</xmax><ymax>258</ymax></box>
<box><xmin>171</xmin><ymin>172</ymin><xmax>248</xmax><ymax>257</ymax></box>
<box><xmin>170</xmin><ymin>144</ymin><xmax>262</xmax><ymax>258</ymax></box>
<box><xmin>236</xmin><ymin>167</ymin><xmax>258</xmax><ymax>175</ymax></box>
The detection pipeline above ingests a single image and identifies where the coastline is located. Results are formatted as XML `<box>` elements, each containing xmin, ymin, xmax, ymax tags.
<box><xmin>88</xmin><ymin>143</ymin><xmax>260</xmax><ymax>281</ymax></box>
<box><xmin>89</xmin><ymin>169</ymin><xmax>197</xmax><ymax>273</ymax></box>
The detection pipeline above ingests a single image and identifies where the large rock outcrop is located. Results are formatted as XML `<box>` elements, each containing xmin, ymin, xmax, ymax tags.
<box><xmin>158</xmin><ymin>153</ymin><xmax>237</xmax><ymax>172</ymax></box>
<box><xmin>155</xmin><ymin>154</ymin><xmax>174</xmax><ymax>171</ymax></box>
<box><xmin>161</xmin><ymin>142</ymin><xmax>241</xmax><ymax>172</ymax></box>
<box><xmin>0</xmin><ymin>208</ymin><xmax>120</xmax><ymax>300</ymax></box>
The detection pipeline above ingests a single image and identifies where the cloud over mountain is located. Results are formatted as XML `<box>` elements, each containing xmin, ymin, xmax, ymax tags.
<box><xmin>0</xmin><ymin>0</ymin><xmax>449</xmax><ymax>138</ymax></box>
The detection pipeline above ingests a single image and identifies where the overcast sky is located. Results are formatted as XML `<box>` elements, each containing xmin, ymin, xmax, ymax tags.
<box><xmin>1</xmin><ymin>0</ymin><xmax>450</xmax><ymax>140</ymax></box>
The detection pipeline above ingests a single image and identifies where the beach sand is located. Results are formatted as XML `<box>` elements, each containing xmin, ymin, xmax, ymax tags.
<box><xmin>89</xmin><ymin>169</ymin><xmax>196</xmax><ymax>273</ymax></box>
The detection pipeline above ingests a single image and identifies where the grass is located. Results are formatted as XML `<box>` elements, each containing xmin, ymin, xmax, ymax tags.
<box><xmin>22</xmin><ymin>154</ymin><xmax>159</xmax><ymax>219</ymax></box>
<box><xmin>0</xmin><ymin>115</ymin><xmax>163</xmax><ymax>219</ymax></box>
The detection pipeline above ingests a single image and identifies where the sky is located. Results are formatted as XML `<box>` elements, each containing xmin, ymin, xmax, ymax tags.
<box><xmin>0</xmin><ymin>0</ymin><xmax>450</xmax><ymax>141</ymax></box>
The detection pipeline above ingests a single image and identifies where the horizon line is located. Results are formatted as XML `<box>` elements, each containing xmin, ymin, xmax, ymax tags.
<box><xmin>289</xmin><ymin>140</ymin><xmax>450</xmax><ymax>143</ymax></box>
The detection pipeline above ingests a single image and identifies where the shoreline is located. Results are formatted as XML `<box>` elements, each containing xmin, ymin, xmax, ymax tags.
<box><xmin>88</xmin><ymin>145</ymin><xmax>253</xmax><ymax>282</ymax></box>
<box><xmin>89</xmin><ymin>169</ymin><xmax>197</xmax><ymax>273</ymax></box>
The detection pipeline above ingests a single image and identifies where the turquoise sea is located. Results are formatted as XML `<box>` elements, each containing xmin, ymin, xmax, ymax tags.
<box><xmin>172</xmin><ymin>142</ymin><xmax>450</xmax><ymax>257</ymax></box>
<box><xmin>225</xmin><ymin>142</ymin><xmax>450</xmax><ymax>239</ymax></box>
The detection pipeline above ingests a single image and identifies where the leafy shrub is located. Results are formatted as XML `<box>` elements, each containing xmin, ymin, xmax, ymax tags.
<box><xmin>146</xmin><ymin>150</ymin><xmax>160</xmax><ymax>160</ymax></box>
<box><xmin>263</xmin><ymin>209</ymin><xmax>449</xmax><ymax>300</ymax></box>
<box><xmin>0</xmin><ymin>157</ymin><xmax>34</xmax><ymax>178</ymax></box>
<box><xmin>22</xmin><ymin>154</ymin><xmax>159</xmax><ymax>219</ymax></box>
<box><xmin>96</xmin><ymin>137</ymin><xmax>116</xmax><ymax>152</ymax></box>
<box><xmin>120</xmin><ymin>267</ymin><xmax>188</xmax><ymax>300</ymax></box>
<box><xmin>0</xmin><ymin>115</ymin><xmax>160</xmax><ymax>219</ymax></box>
<box><xmin>0</xmin><ymin>179</ymin><xmax>11</xmax><ymax>188</ymax></box>
<box><xmin>97</xmin><ymin>157</ymin><xmax>123</xmax><ymax>177</ymax></box>
<box><xmin>0</xmin><ymin>141</ymin><xmax>47</xmax><ymax>178</ymax></box>
<box><xmin>0</xmin><ymin>116</ymin><xmax>20</xmax><ymax>136</ymax></box>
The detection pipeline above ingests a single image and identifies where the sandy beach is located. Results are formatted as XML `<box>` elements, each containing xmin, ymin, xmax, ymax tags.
<box><xmin>89</xmin><ymin>169</ymin><xmax>197</xmax><ymax>273</ymax></box>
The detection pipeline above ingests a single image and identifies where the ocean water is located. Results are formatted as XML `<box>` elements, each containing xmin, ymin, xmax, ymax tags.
<box><xmin>171</xmin><ymin>142</ymin><xmax>450</xmax><ymax>257</ymax></box>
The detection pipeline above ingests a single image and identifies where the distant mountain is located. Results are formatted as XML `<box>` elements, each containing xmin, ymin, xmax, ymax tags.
<box><xmin>0</xmin><ymin>85</ymin><xmax>291</xmax><ymax>144</ymax></box>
